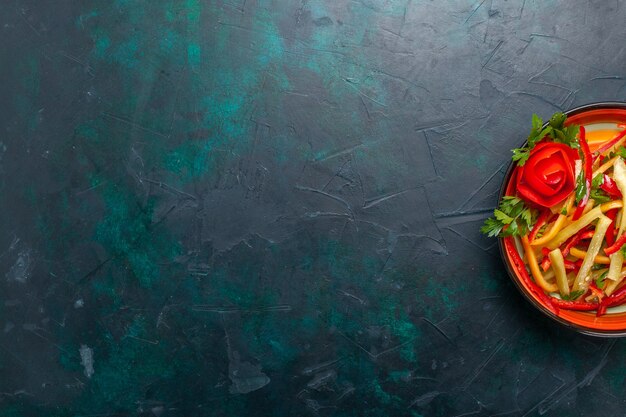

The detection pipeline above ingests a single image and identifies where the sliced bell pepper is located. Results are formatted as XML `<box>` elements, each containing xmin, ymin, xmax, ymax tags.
<box><xmin>593</xmin><ymin>129</ymin><xmax>626</xmax><ymax>161</ymax></box>
<box><xmin>588</xmin><ymin>282</ymin><xmax>605</xmax><ymax>302</ymax></box>
<box><xmin>604</xmin><ymin>232</ymin><xmax>626</xmax><ymax>256</ymax></box>
<box><xmin>540</xmin><ymin>247</ymin><xmax>551</xmax><ymax>272</ymax></box>
<box><xmin>504</xmin><ymin>237</ymin><xmax>559</xmax><ymax>315</ymax></box>
<box><xmin>529</xmin><ymin>210</ymin><xmax>550</xmax><ymax>243</ymax></box>
<box><xmin>572</xmin><ymin>127</ymin><xmax>592</xmax><ymax>221</ymax></box>
<box><xmin>561</xmin><ymin>228</ymin><xmax>594</xmax><ymax>257</ymax></box>
<box><xmin>597</xmin><ymin>283</ymin><xmax>626</xmax><ymax>317</ymax></box>
<box><xmin>600</xmin><ymin>175</ymin><xmax>623</xmax><ymax>198</ymax></box>
<box><xmin>605</xmin><ymin>209</ymin><xmax>618</xmax><ymax>246</ymax></box>
<box><xmin>563</xmin><ymin>259</ymin><xmax>578</xmax><ymax>270</ymax></box>
<box><xmin>551</xmin><ymin>298</ymin><xmax>598</xmax><ymax>311</ymax></box>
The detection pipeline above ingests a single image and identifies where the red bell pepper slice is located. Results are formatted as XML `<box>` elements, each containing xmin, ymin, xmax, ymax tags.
<box><xmin>604</xmin><ymin>233</ymin><xmax>626</xmax><ymax>256</ymax></box>
<box><xmin>561</xmin><ymin>228</ymin><xmax>594</xmax><ymax>257</ymax></box>
<box><xmin>605</xmin><ymin>209</ymin><xmax>618</xmax><ymax>246</ymax></box>
<box><xmin>597</xmin><ymin>284</ymin><xmax>626</xmax><ymax>317</ymax></box>
<box><xmin>572</xmin><ymin>127</ymin><xmax>591</xmax><ymax>221</ymax></box>
<box><xmin>529</xmin><ymin>210</ymin><xmax>550</xmax><ymax>243</ymax></box>
<box><xmin>540</xmin><ymin>247</ymin><xmax>551</xmax><ymax>271</ymax></box>
<box><xmin>563</xmin><ymin>259</ymin><xmax>578</xmax><ymax>270</ymax></box>
<box><xmin>600</xmin><ymin>175</ymin><xmax>622</xmax><ymax>198</ymax></box>
<box><xmin>593</xmin><ymin>129</ymin><xmax>626</xmax><ymax>162</ymax></box>
<box><xmin>541</xmin><ymin>253</ymin><xmax>579</xmax><ymax>272</ymax></box>
<box><xmin>551</xmin><ymin>298</ymin><xmax>598</xmax><ymax>311</ymax></box>
<box><xmin>504</xmin><ymin>237</ymin><xmax>559</xmax><ymax>315</ymax></box>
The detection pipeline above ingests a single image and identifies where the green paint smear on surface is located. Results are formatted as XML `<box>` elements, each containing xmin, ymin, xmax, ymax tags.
<box><xmin>74</xmin><ymin>317</ymin><xmax>175</xmax><ymax>413</ymax></box>
<box><xmin>185</xmin><ymin>0</ymin><xmax>201</xmax><ymax>25</ymax></box>
<box><xmin>423</xmin><ymin>275</ymin><xmax>463</xmax><ymax>320</ymax></box>
<box><xmin>93</xmin><ymin>32</ymin><xmax>111</xmax><ymax>59</ymax></box>
<box><xmin>81</xmin><ymin>0</ymin><xmax>290</xmax><ymax>182</ymax></box>
<box><xmin>75</xmin><ymin>9</ymin><xmax>99</xmax><ymax>28</ymax></box>
<box><xmin>187</xmin><ymin>42</ymin><xmax>201</xmax><ymax>67</ymax></box>
<box><xmin>94</xmin><ymin>183</ymin><xmax>181</xmax><ymax>288</ymax></box>
<box><xmin>313</xmin><ymin>239</ymin><xmax>421</xmax><ymax>363</ymax></box>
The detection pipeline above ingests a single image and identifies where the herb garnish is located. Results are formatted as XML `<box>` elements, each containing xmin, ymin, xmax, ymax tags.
<box><xmin>561</xmin><ymin>290</ymin><xmax>585</xmax><ymax>301</ymax></box>
<box><xmin>589</xmin><ymin>173</ymin><xmax>611</xmax><ymax>203</ymax></box>
<box><xmin>480</xmin><ymin>196</ymin><xmax>534</xmax><ymax>238</ymax></box>
<box><xmin>595</xmin><ymin>271</ymin><xmax>608</xmax><ymax>290</ymax></box>
<box><xmin>511</xmin><ymin>113</ymin><xmax>580</xmax><ymax>166</ymax></box>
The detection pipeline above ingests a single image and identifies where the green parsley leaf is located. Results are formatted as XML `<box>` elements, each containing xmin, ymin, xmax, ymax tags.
<box><xmin>480</xmin><ymin>218</ymin><xmax>504</xmax><ymax>238</ymax></box>
<box><xmin>561</xmin><ymin>290</ymin><xmax>585</xmax><ymax>301</ymax></box>
<box><xmin>574</xmin><ymin>171</ymin><xmax>587</xmax><ymax>204</ymax></box>
<box><xmin>592</xmin><ymin>173</ymin><xmax>604</xmax><ymax>188</ymax></box>
<box><xmin>616</xmin><ymin>146</ymin><xmax>626</xmax><ymax>159</ymax></box>
<box><xmin>481</xmin><ymin>196</ymin><xmax>535</xmax><ymax>238</ymax></box>
<box><xmin>595</xmin><ymin>271</ymin><xmax>608</xmax><ymax>289</ymax></box>
<box><xmin>494</xmin><ymin>209</ymin><xmax>513</xmax><ymax>224</ymax></box>
<box><xmin>590</xmin><ymin>188</ymin><xmax>611</xmax><ymax>203</ymax></box>
<box><xmin>549</xmin><ymin>112</ymin><xmax>567</xmax><ymax>128</ymax></box>
<box><xmin>512</xmin><ymin>112</ymin><xmax>580</xmax><ymax>166</ymax></box>
<box><xmin>512</xmin><ymin>147</ymin><xmax>531</xmax><ymax>165</ymax></box>
<box><xmin>590</xmin><ymin>173</ymin><xmax>610</xmax><ymax>203</ymax></box>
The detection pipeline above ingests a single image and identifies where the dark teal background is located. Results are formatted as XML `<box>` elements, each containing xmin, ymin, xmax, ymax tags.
<box><xmin>1</xmin><ymin>1</ymin><xmax>626</xmax><ymax>416</ymax></box>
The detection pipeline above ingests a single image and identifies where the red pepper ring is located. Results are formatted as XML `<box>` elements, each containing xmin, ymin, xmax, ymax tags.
<box><xmin>572</xmin><ymin>126</ymin><xmax>592</xmax><ymax>221</ymax></box>
<box><xmin>504</xmin><ymin>237</ymin><xmax>559</xmax><ymax>315</ymax></box>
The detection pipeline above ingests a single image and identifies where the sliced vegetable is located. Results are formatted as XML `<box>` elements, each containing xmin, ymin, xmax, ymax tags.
<box><xmin>612</xmin><ymin>158</ymin><xmax>626</xmax><ymax>236</ymax></box>
<box><xmin>604</xmin><ymin>233</ymin><xmax>626</xmax><ymax>256</ymax></box>
<box><xmin>521</xmin><ymin>235</ymin><xmax>558</xmax><ymax>293</ymax></box>
<box><xmin>600</xmin><ymin>175</ymin><xmax>622</xmax><ymax>198</ymax></box>
<box><xmin>593</xmin><ymin>129</ymin><xmax>626</xmax><ymax>160</ymax></box>
<box><xmin>569</xmin><ymin>247</ymin><xmax>611</xmax><ymax>264</ymax></box>
<box><xmin>551</xmin><ymin>298</ymin><xmax>598</xmax><ymax>311</ymax></box>
<box><xmin>528</xmin><ymin>210</ymin><xmax>550</xmax><ymax>242</ymax></box>
<box><xmin>605</xmin><ymin>158</ymin><xmax>626</xmax><ymax>282</ymax></box>
<box><xmin>572</xmin><ymin>127</ymin><xmax>591</xmax><ymax>220</ymax></box>
<box><xmin>545</xmin><ymin>201</ymin><xmax>622</xmax><ymax>250</ymax></box>
<box><xmin>504</xmin><ymin>237</ymin><xmax>558</xmax><ymax>315</ymax></box>
<box><xmin>549</xmin><ymin>248</ymin><xmax>569</xmax><ymax>297</ymax></box>
<box><xmin>572</xmin><ymin>215</ymin><xmax>612</xmax><ymax>293</ymax></box>
<box><xmin>597</xmin><ymin>283</ymin><xmax>626</xmax><ymax>317</ymax></box>
<box><xmin>605</xmin><ymin>209</ymin><xmax>618</xmax><ymax>246</ymax></box>
<box><xmin>592</xmin><ymin>156</ymin><xmax>618</xmax><ymax>178</ymax></box>
<box><xmin>561</xmin><ymin>229</ymin><xmax>594</xmax><ymax>257</ymax></box>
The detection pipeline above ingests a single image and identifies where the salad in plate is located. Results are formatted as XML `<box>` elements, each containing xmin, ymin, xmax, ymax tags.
<box><xmin>482</xmin><ymin>112</ymin><xmax>626</xmax><ymax>316</ymax></box>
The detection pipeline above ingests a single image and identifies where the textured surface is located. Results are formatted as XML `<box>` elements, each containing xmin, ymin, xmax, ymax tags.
<box><xmin>1</xmin><ymin>1</ymin><xmax>626</xmax><ymax>416</ymax></box>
